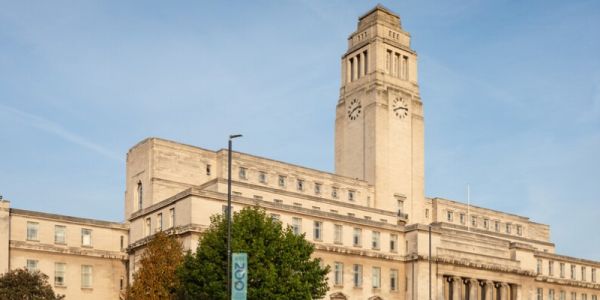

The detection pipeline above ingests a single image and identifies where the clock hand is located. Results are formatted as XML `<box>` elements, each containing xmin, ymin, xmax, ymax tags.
<box><xmin>394</xmin><ymin>107</ymin><xmax>408</xmax><ymax>112</ymax></box>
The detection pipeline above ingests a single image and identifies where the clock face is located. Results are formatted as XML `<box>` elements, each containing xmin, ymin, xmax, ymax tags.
<box><xmin>392</xmin><ymin>97</ymin><xmax>408</xmax><ymax>119</ymax></box>
<box><xmin>347</xmin><ymin>98</ymin><xmax>362</xmax><ymax>120</ymax></box>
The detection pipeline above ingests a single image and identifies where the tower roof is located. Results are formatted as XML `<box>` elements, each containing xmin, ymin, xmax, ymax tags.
<box><xmin>358</xmin><ymin>4</ymin><xmax>401</xmax><ymax>30</ymax></box>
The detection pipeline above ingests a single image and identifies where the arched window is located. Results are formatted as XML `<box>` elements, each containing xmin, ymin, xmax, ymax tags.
<box><xmin>137</xmin><ymin>181</ymin><xmax>143</xmax><ymax>210</ymax></box>
<box><xmin>330</xmin><ymin>292</ymin><xmax>347</xmax><ymax>300</ymax></box>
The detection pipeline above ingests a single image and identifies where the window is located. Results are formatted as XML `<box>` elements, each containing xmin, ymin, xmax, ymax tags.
<box><xmin>350</xmin><ymin>57</ymin><xmax>355</xmax><ymax>81</ymax></box>
<box><xmin>561</xmin><ymin>291</ymin><xmax>566</xmax><ymax>300</ymax></box>
<box><xmin>81</xmin><ymin>265</ymin><xmax>93</xmax><ymax>288</ymax></box>
<box><xmin>363</xmin><ymin>50</ymin><xmax>368</xmax><ymax>75</ymax></box>
<box><xmin>402</xmin><ymin>56</ymin><xmax>409</xmax><ymax>79</ymax></box>
<box><xmin>592</xmin><ymin>268</ymin><xmax>596</xmax><ymax>282</ymax></box>
<box><xmin>334</xmin><ymin>262</ymin><xmax>343</xmax><ymax>286</ymax></box>
<box><xmin>372</xmin><ymin>267</ymin><xmax>381</xmax><ymax>289</ymax></box>
<box><xmin>425</xmin><ymin>209</ymin><xmax>429</xmax><ymax>218</ymax></box>
<box><xmin>483</xmin><ymin>218</ymin><xmax>490</xmax><ymax>229</ymax></box>
<box><xmin>238</xmin><ymin>167</ymin><xmax>247</xmax><ymax>180</ymax></box>
<box><xmin>517</xmin><ymin>224</ymin><xmax>523</xmax><ymax>236</ymax></box>
<box><xmin>313</xmin><ymin>221</ymin><xmax>322</xmax><ymax>241</ymax></box>
<box><xmin>353</xmin><ymin>228</ymin><xmax>362</xmax><ymax>247</ymax></box>
<box><xmin>348</xmin><ymin>190</ymin><xmax>355</xmax><ymax>201</ymax></box>
<box><xmin>27</xmin><ymin>222</ymin><xmax>39</xmax><ymax>241</ymax></box>
<box><xmin>54</xmin><ymin>225</ymin><xmax>66</xmax><ymax>244</ymax></box>
<box><xmin>390</xmin><ymin>234</ymin><xmax>398</xmax><ymax>252</ymax></box>
<box><xmin>549</xmin><ymin>261</ymin><xmax>554</xmax><ymax>276</ymax></box>
<box><xmin>137</xmin><ymin>181</ymin><xmax>143</xmax><ymax>210</ymax></box>
<box><xmin>371</xmin><ymin>231</ymin><xmax>380</xmax><ymax>250</ymax></box>
<box><xmin>591</xmin><ymin>295</ymin><xmax>597</xmax><ymax>300</ymax></box>
<box><xmin>26</xmin><ymin>259</ymin><xmax>38</xmax><ymax>272</ymax></box>
<box><xmin>571</xmin><ymin>265</ymin><xmax>577</xmax><ymax>280</ymax></box>
<box><xmin>169</xmin><ymin>208</ymin><xmax>175</xmax><ymax>228</ymax></box>
<box><xmin>572</xmin><ymin>292</ymin><xmax>577</xmax><ymax>300</ymax></box>
<box><xmin>120</xmin><ymin>236</ymin><xmax>124</xmax><ymax>250</ymax></box>
<box><xmin>582</xmin><ymin>266</ymin><xmax>587</xmax><ymax>281</ymax></box>
<box><xmin>292</xmin><ymin>217</ymin><xmax>302</xmax><ymax>235</ymax></box>
<box><xmin>582</xmin><ymin>295</ymin><xmax>587</xmax><ymax>300</ymax></box>
<box><xmin>560</xmin><ymin>263</ymin><xmax>565</xmax><ymax>278</ymax></box>
<box><xmin>446</xmin><ymin>211</ymin><xmax>453</xmax><ymax>222</ymax></box>
<box><xmin>390</xmin><ymin>269</ymin><xmax>398</xmax><ymax>291</ymax></box>
<box><xmin>270</xmin><ymin>214</ymin><xmax>280</xmax><ymax>221</ymax></box>
<box><xmin>81</xmin><ymin>228</ymin><xmax>92</xmax><ymax>246</ymax></box>
<box><xmin>332</xmin><ymin>187</ymin><xmax>339</xmax><ymax>198</ymax></box>
<box><xmin>471</xmin><ymin>216</ymin><xmax>477</xmax><ymax>227</ymax></box>
<box><xmin>550</xmin><ymin>289</ymin><xmax>555</xmax><ymax>300</ymax></box>
<box><xmin>537</xmin><ymin>259</ymin><xmax>543</xmax><ymax>275</ymax></box>
<box><xmin>495</xmin><ymin>221</ymin><xmax>500</xmax><ymax>232</ymax></box>
<box><xmin>145</xmin><ymin>217</ymin><xmax>151</xmax><ymax>236</ymax></box>
<box><xmin>459</xmin><ymin>213</ymin><xmax>465</xmax><ymax>224</ymax></box>
<box><xmin>297</xmin><ymin>179</ymin><xmax>304</xmax><ymax>191</ymax></box>
<box><xmin>258</xmin><ymin>171</ymin><xmax>267</xmax><ymax>183</ymax></box>
<box><xmin>314</xmin><ymin>183</ymin><xmax>322</xmax><ymax>195</ymax></box>
<box><xmin>157</xmin><ymin>213</ymin><xmax>163</xmax><ymax>232</ymax></box>
<box><xmin>278</xmin><ymin>175</ymin><xmax>286</xmax><ymax>187</ymax></box>
<box><xmin>537</xmin><ymin>288</ymin><xmax>543</xmax><ymax>300</ymax></box>
<box><xmin>206</xmin><ymin>164</ymin><xmax>211</xmax><ymax>176</ymax></box>
<box><xmin>353</xmin><ymin>264</ymin><xmax>362</xmax><ymax>287</ymax></box>
<box><xmin>334</xmin><ymin>224</ymin><xmax>343</xmax><ymax>244</ymax></box>
<box><xmin>386</xmin><ymin>50</ymin><xmax>392</xmax><ymax>73</ymax></box>
<box><xmin>55</xmin><ymin>263</ymin><xmax>66</xmax><ymax>287</ymax></box>
<box><xmin>506</xmin><ymin>223</ymin><xmax>512</xmax><ymax>234</ymax></box>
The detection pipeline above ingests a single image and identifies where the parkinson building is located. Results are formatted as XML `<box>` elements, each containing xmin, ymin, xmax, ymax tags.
<box><xmin>1</xmin><ymin>5</ymin><xmax>599</xmax><ymax>300</ymax></box>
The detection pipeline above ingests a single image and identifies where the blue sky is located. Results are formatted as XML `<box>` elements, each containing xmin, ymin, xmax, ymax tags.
<box><xmin>1</xmin><ymin>1</ymin><xmax>599</xmax><ymax>260</ymax></box>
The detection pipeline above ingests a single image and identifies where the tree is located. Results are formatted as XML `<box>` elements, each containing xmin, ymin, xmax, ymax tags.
<box><xmin>127</xmin><ymin>231</ymin><xmax>184</xmax><ymax>300</ymax></box>
<box><xmin>0</xmin><ymin>268</ymin><xmax>64</xmax><ymax>300</ymax></box>
<box><xmin>177</xmin><ymin>206</ymin><xmax>330</xmax><ymax>300</ymax></box>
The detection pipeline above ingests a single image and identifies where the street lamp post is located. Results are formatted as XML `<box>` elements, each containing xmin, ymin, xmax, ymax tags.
<box><xmin>227</xmin><ymin>134</ymin><xmax>242</xmax><ymax>300</ymax></box>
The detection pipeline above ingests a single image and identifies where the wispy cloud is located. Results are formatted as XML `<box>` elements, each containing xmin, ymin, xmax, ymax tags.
<box><xmin>0</xmin><ymin>103</ymin><xmax>122</xmax><ymax>162</ymax></box>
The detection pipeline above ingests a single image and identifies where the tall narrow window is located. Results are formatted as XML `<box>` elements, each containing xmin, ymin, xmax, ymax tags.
<box><xmin>459</xmin><ymin>213</ymin><xmax>465</xmax><ymax>224</ymax></box>
<box><xmin>471</xmin><ymin>216</ymin><xmax>477</xmax><ymax>227</ymax></box>
<box><xmin>592</xmin><ymin>268</ymin><xmax>596</xmax><ymax>282</ymax></box>
<box><xmin>394</xmin><ymin>53</ymin><xmax>400</xmax><ymax>77</ymax></box>
<box><xmin>446</xmin><ymin>211</ymin><xmax>453</xmax><ymax>222</ymax></box>
<box><xmin>372</xmin><ymin>267</ymin><xmax>381</xmax><ymax>288</ymax></box>
<box><xmin>55</xmin><ymin>263</ymin><xmax>66</xmax><ymax>287</ymax></box>
<box><xmin>350</xmin><ymin>58</ymin><xmax>355</xmax><ymax>81</ymax></box>
<box><xmin>27</xmin><ymin>222</ymin><xmax>39</xmax><ymax>241</ymax></box>
<box><xmin>353</xmin><ymin>228</ymin><xmax>362</xmax><ymax>247</ymax></box>
<box><xmin>278</xmin><ymin>175</ymin><xmax>286</xmax><ymax>188</ymax></box>
<box><xmin>582</xmin><ymin>266</ymin><xmax>587</xmax><ymax>281</ymax></box>
<box><xmin>54</xmin><ymin>225</ymin><xmax>66</xmax><ymax>244</ymax></box>
<box><xmin>292</xmin><ymin>217</ymin><xmax>302</xmax><ymax>235</ymax></box>
<box><xmin>297</xmin><ymin>179</ymin><xmax>304</xmax><ymax>191</ymax></box>
<box><xmin>331</xmin><ymin>187</ymin><xmax>339</xmax><ymax>199</ymax></box>
<box><xmin>348</xmin><ymin>190</ymin><xmax>355</xmax><ymax>201</ymax></box>
<box><xmin>353</xmin><ymin>264</ymin><xmax>362</xmax><ymax>287</ymax></box>
<box><xmin>157</xmin><ymin>213</ymin><xmax>163</xmax><ymax>232</ymax></box>
<box><xmin>334</xmin><ymin>224</ymin><xmax>343</xmax><ymax>244</ymax></box>
<box><xmin>334</xmin><ymin>262</ymin><xmax>344</xmax><ymax>286</ymax></box>
<box><xmin>206</xmin><ymin>164</ymin><xmax>211</xmax><ymax>176</ymax></box>
<box><xmin>81</xmin><ymin>228</ymin><xmax>92</xmax><ymax>247</ymax></box>
<box><xmin>390</xmin><ymin>234</ymin><xmax>398</xmax><ymax>252</ymax></box>
<box><xmin>386</xmin><ymin>50</ymin><xmax>392</xmax><ymax>73</ymax></box>
<box><xmin>537</xmin><ymin>259</ymin><xmax>543</xmax><ymax>275</ymax></box>
<box><xmin>549</xmin><ymin>290</ymin><xmax>555</xmax><ymax>300</ymax></box>
<box><xmin>137</xmin><ymin>181</ymin><xmax>143</xmax><ymax>210</ymax></box>
<box><xmin>371</xmin><ymin>231</ymin><xmax>380</xmax><ymax>250</ymax></box>
<box><xmin>560</xmin><ymin>291</ymin><xmax>566</xmax><ymax>300</ymax></box>
<box><xmin>517</xmin><ymin>224</ymin><xmax>523</xmax><ymax>236</ymax></box>
<box><xmin>363</xmin><ymin>50</ymin><xmax>368</xmax><ymax>75</ymax></box>
<box><xmin>484</xmin><ymin>219</ymin><xmax>490</xmax><ymax>229</ymax></box>
<box><xmin>549</xmin><ymin>261</ymin><xmax>554</xmax><ymax>276</ymax></box>
<box><xmin>314</xmin><ymin>183</ymin><xmax>321</xmax><ymax>195</ymax></box>
<box><xmin>402</xmin><ymin>56</ymin><xmax>409</xmax><ymax>79</ymax></box>
<box><xmin>313</xmin><ymin>221</ymin><xmax>322</xmax><ymax>241</ymax></box>
<box><xmin>560</xmin><ymin>263</ymin><xmax>565</xmax><ymax>278</ymax></box>
<box><xmin>356</xmin><ymin>55</ymin><xmax>361</xmax><ymax>79</ymax></box>
<box><xmin>81</xmin><ymin>265</ymin><xmax>93</xmax><ymax>288</ymax></box>
<box><xmin>259</xmin><ymin>171</ymin><xmax>267</xmax><ymax>183</ymax></box>
<box><xmin>537</xmin><ymin>288</ymin><xmax>543</xmax><ymax>300</ymax></box>
<box><xmin>390</xmin><ymin>269</ymin><xmax>398</xmax><ymax>291</ymax></box>
<box><xmin>26</xmin><ymin>259</ymin><xmax>38</xmax><ymax>272</ymax></box>
<box><xmin>120</xmin><ymin>236</ymin><xmax>124</xmax><ymax>250</ymax></box>
<box><xmin>571</xmin><ymin>292</ymin><xmax>577</xmax><ymax>300</ymax></box>
<box><xmin>169</xmin><ymin>208</ymin><xmax>175</xmax><ymax>228</ymax></box>
<box><xmin>495</xmin><ymin>221</ymin><xmax>500</xmax><ymax>232</ymax></box>
<box><xmin>145</xmin><ymin>218</ymin><xmax>151</xmax><ymax>236</ymax></box>
<box><xmin>506</xmin><ymin>223</ymin><xmax>512</xmax><ymax>234</ymax></box>
<box><xmin>238</xmin><ymin>167</ymin><xmax>247</xmax><ymax>180</ymax></box>
<box><xmin>571</xmin><ymin>265</ymin><xmax>577</xmax><ymax>280</ymax></box>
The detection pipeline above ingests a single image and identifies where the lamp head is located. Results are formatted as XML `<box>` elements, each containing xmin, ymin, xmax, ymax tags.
<box><xmin>229</xmin><ymin>134</ymin><xmax>243</xmax><ymax>139</ymax></box>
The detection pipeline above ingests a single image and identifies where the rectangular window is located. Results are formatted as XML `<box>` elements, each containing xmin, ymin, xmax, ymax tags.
<box><xmin>348</xmin><ymin>190</ymin><xmax>355</xmax><ymax>201</ymax></box>
<box><xmin>332</xmin><ymin>187</ymin><xmax>339</xmax><ymax>199</ymax></box>
<box><xmin>459</xmin><ymin>213</ymin><xmax>465</xmax><ymax>224</ymax></box>
<box><xmin>258</xmin><ymin>171</ymin><xmax>267</xmax><ymax>183</ymax></box>
<box><xmin>537</xmin><ymin>288</ymin><xmax>543</xmax><ymax>300</ymax></box>
<box><xmin>350</xmin><ymin>58</ymin><xmax>355</xmax><ymax>81</ymax></box>
<box><xmin>297</xmin><ymin>179</ymin><xmax>304</xmax><ymax>191</ymax></box>
<box><xmin>353</xmin><ymin>264</ymin><xmax>362</xmax><ymax>287</ymax></box>
<box><xmin>81</xmin><ymin>228</ymin><xmax>92</xmax><ymax>246</ymax></box>
<box><xmin>334</xmin><ymin>262</ymin><xmax>343</xmax><ymax>286</ymax></box>
<box><xmin>334</xmin><ymin>224</ymin><xmax>343</xmax><ymax>244</ymax></box>
<box><xmin>560</xmin><ymin>291</ymin><xmax>566</xmax><ymax>300</ymax></box>
<box><xmin>390</xmin><ymin>269</ymin><xmax>398</xmax><ymax>291</ymax></box>
<box><xmin>390</xmin><ymin>234</ymin><xmax>398</xmax><ymax>252</ymax></box>
<box><xmin>371</xmin><ymin>231</ymin><xmax>380</xmax><ymax>250</ymax></box>
<box><xmin>81</xmin><ymin>265</ymin><xmax>93</xmax><ymax>288</ymax></box>
<box><xmin>27</xmin><ymin>222</ymin><xmax>39</xmax><ymax>241</ymax></box>
<box><xmin>549</xmin><ymin>261</ymin><xmax>554</xmax><ymax>276</ymax></box>
<box><xmin>386</xmin><ymin>50</ymin><xmax>392</xmax><ymax>73</ymax></box>
<box><xmin>372</xmin><ymin>267</ymin><xmax>381</xmax><ymax>289</ymax></box>
<box><xmin>484</xmin><ymin>218</ymin><xmax>490</xmax><ymax>229</ymax></box>
<box><xmin>517</xmin><ymin>224</ymin><xmax>523</xmax><ymax>236</ymax></box>
<box><xmin>157</xmin><ymin>213</ymin><xmax>163</xmax><ymax>232</ymax></box>
<box><xmin>26</xmin><ymin>259</ymin><xmax>38</xmax><ymax>272</ymax></box>
<box><xmin>560</xmin><ymin>263</ymin><xmax>565</xmax><ymax>278</ymax></box>
<box><xmin>206</xmin><ymin>164</ymin><xmax>211</xmax><ymax>176</ymax></box>
<box><xmin>238</xmin><ymin>167</ymin><xmax>247</xmax><ymax>180</ymax></box>
<box><xmin>363</xmin><ymin>50</ymin><xmax>368</xmax><ymax>75</ymax></box>
<box><xmin>313</xmin><ymin>221</ymin><xmax>322</xmax><ymax>241</ymax></box>
<box><xmin>120</xmin><ymin>236</ymin><xmax>124</xmax><ymax>250</ymax></box>
<box><xmin>394</xmin><ymin>53</ymin><xmax>400</xmax><ymax>77</ymax></box>
<box><xmin>550</xmin><ymin>289</ymin><xmax>555</xmax><ymax>300</ymax></box>
<box><xmin>145</xmin><ymin>217</ymin><xmax>151</xmax><ymax>236</ymax></box>
<box><xmin>425</xmin><ymin>209</ymin><xmax>430</xmax><ymax>218</ymax></box>
<box><xmin>169</xmin><ymin>208</ymin><xmax>175</xmax><ymax>228</ymax></box>
<box><xmin>582</xmin><ymin>295</ymin><xmax>587</xmax><ymax>300</ymax></box>
<box><xmin>54</xmin><ymin>225</ymin><xmax>66</xmax><ymax>244</ymax></box>
<box><xmin>402</xmin><ymin>56</ymin><xmax>409</xmax><ymax>79</ymax></box>
<box><xmin>495</xmin><ymin>221</ymin><xmax>500</xmax><ymax>232</ymax></box>
<box><xmin>356</xmin><ymin>54</ymin><xmax>361</xmax><ymax>79</ymax></box>
<box><xmin>506</xmin><ymin>223</ymin><xmax>512</xmax><ymax>234</ymax></box>
<box><xmin>572</xmin><ymin>292</ymin><xmax>577</xmax><ymax>300</ymax></box>
<box><xmin>582</xmin><ymin>266</ymin><xmax>587</xmax><ymax>281</ymax></box>
<box><xmin>592</xmin><ymin>268</ymin><xmax>596</xmax><ymax>282</ymax></box>
<box><xmin>314</xmin><ymin>183</ymin><xmax>321</xmax><ymax>195</ymax></box>
<box><xmin>278</xmin><ymin>175</ymin><xmax>286</xmax><ymax>188</ymax></box>
<box><xmin>591</xmin><ymin>295</ymin><xmax>596</xmax><ymax>300</ymax></box>
<box><xmin>537</xmin><ymin>259</ymin><xmax>543</xmax><ymax>275</ymax></box>
<box><xmin>353</xmin><ymin>228</ymin><xmax>362</xmax><ymax>247</ymax></box>
<box><xmin>571</xmin><ymin>265</ymin><xmax>577</xmax><ymax>280</ymax></box>
<box><xmin>55</xmin><ymin>262</ymin><xmax>66</xmax><ymax>287</ymax></box>
<box><xmin>447</xmin><ymin>211</ymin><xmax>453</xmax><ymax>222</ymax></box>
<box><xmin>471</xmin><ymin>216</ymin><xmax>477</xmax><ymax>227</ymax></box>
<box><xmin>292</xmin><ymin>217</ymin><xmax>302</xmax><ymax>235</ymax></box>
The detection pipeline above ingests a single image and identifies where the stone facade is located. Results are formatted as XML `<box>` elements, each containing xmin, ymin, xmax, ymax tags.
<box><xmin>0</xmin><ymin>5</ymin><xmax>598</xmax><ymax>300</ymax></box>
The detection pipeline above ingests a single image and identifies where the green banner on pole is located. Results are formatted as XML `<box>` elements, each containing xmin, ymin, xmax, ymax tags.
<box><xmin>232</xmin><ymin>252</ymin><xmax>248</xmax><ymax>300</ymax></box>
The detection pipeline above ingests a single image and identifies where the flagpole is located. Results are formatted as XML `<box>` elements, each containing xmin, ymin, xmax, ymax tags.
<box><xmin>467</xmin><ymin>184</ymin><xmax>470</xmax><ymax>231</ymax></box>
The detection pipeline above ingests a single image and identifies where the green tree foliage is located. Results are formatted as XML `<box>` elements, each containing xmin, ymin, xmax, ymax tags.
<box><xmin>127</xmin><ymin>231</ymin><xmax>184</xmax><ymax>300</ymax></box>
<box><xmin>177</xmin><ymin>207</ymin><xmax>330</xmax><ymax>300</ymax></box>
<box><xmin>0</xmin><ymin>268</ymin><xmax>64</xmax><ymax>300</ymax></box>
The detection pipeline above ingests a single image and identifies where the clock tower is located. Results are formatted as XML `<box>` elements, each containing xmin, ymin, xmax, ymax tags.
<box><xmin>334</xmin><ymin>5</ymin><xmax>425</xmax><ymax>224</ymax></box>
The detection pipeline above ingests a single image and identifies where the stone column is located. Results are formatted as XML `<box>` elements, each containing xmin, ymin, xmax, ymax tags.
<box><xmin>511</xmin><ymin>284</ymin><xmax>522</xmax><ymax>300</ymax></box>
<box><xmin>464</xmin><ymin>278</ymin><xmax>479</xmax><ymax>300</ymax></box>
<box><xmin>452</xmin><ymin>276</ymin><xmax>463</xmax><ymax>300</ymax></box>
<box><xmin>444</xmin><ymin>276</ymin><xmax>451</xmax><ymax>300</ymax></box>
<box><xmin>480</xmin><ymin>280</ymin><xmax>494</xmax><ymax>300</ymax></box>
